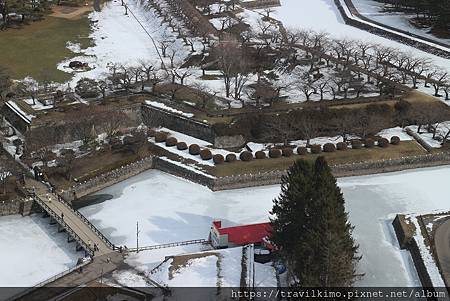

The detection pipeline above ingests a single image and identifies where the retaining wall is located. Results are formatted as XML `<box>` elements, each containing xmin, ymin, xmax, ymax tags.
<box><xmin>62</xmin><ymin>156</ymin><xmax>154</xmax><ymax>201</ymax></box>
<box><xmin>142</xmin><ymin>104</ymin><xmax>216</xmax><ymax>143</ymax></box>
<box><xmin>334</xmin><ymin>0</ymin><xmax>450</xmax><ymax>59</ymax></box>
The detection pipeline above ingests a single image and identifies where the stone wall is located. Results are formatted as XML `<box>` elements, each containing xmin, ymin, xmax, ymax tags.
<box><xmin>0</xmin><ymin>198</ymin><xmax>22</xmax><ymax>216</ymax></box>
<box><xmin>241</xmin><ymin>0</ymin><xmax>281</xmax><ymax>9</ymax></box>
<box><xmin>211</xmin><ymin>152</ymin><xmax>450</xmax><ymax>190</ymax></box>
<box><xmin>334</xmin><ymin>0</ymin><xmax>450</xmax><ymax>59</ymax></box>
<box><xmin>61</xmin><ymin>156</ymin><xmax>154</xmax><ymax>201</ymax></box>
<box><xmin>141</xmin><ymin>104</ymin><xmax>216</xmax><ymax>143</ymax></box>
<box><xmin>153</xmin><ymin>156</ymin><xmax>215</xmax><ymax>188</ymax></box>
<box><xmin>0</xmin><ymin>197</ymin><xmax>38</xmax><ymax>216</ymax></box>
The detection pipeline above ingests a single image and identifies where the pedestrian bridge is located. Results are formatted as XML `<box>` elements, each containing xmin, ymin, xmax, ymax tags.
<box><xmin>25</xmin><ymin>178</ymin><xmax>116</xmax><ymax>257</ymax></box>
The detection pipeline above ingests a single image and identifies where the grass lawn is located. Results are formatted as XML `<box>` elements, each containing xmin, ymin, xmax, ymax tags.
<box><xmin>0</xmin><ymin>15</ymin><xmax>91</xmax><ymax>82</ymax></box>
<box><xmin>212</xmin><ymin>141</ymin><xmax>427</xmax><ymax>177</ymax></box>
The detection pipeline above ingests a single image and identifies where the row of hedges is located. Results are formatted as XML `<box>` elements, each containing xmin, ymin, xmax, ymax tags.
<box><xmin>150</xmin><ymin>129</ymin><xmax>402</xmax><ymax>165</ymax></box>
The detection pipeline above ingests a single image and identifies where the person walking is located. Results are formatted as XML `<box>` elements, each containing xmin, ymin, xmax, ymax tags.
<box><xmin>61</xmin><ymin>212</ymin><xmax>64</xmax><ymax>220</ymax></box>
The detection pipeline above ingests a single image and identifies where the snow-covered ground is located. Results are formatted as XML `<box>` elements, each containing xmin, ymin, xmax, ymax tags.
<box><xmin>80</xmin><ymin>166</ymin><xmax>450</xmax><ymax>286</ymax></box>
<box><xmin>272</xmin><ymin>0</ymin><xmax>450</xmax><ymax>75</ymax></box>
<box><xmin>352</xmin><ymin>0</ymin><xmax>450</xmax><ymax>46</ymax></box>
<box><xmin>0</xmin><ymin>215</ymin><xmax>83</xmax><ymax>288</ymax></box>
<box><xmin>59</xmin><ymin>0</ymin><xmax>191</xmax><ymax>87</ymax></box>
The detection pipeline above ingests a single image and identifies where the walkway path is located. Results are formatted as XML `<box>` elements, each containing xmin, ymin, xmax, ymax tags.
<box><xmin>26</xmin><ymin>178</ymin><xmax>113</xmax><ymax>256</ymax></box>
<box><xmin>434</xmin><ymin>219</ymin><xmax>450</xmax><ymax>287</ymax></box>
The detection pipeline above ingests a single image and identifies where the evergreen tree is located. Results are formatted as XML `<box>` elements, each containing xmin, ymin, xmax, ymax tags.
<box><xmin>270</xmin><ymin>157</ymin><xmax>360</xmax><ymax>287</ymax></box>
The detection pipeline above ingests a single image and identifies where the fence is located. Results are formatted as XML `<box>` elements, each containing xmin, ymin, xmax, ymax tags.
<box><xmin>128</xmin><ymin>239</ymin><xmax>207</xmax><ymax>253</ymax></box>
<box><xmin>4</xmin><ymin>258</ymin><xmax>92</xmax><ymax>301</ymax></box>
<box><xmin>55</xmin><ymin>192</ymin><xmax>117</xmax><ymax>250</ymax></box>
<box><xmin>33</xmin><ymin>196</ymin><xmax>95</xmax><ymax>256</ymax></box>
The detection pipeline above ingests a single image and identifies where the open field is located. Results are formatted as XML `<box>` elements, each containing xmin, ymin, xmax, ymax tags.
<box><xmin>212</xmin><ymin>141</ymin><xmax>427</xmax><ymax>177</ymax></box>
<box><xmin>0</xmin><ymin>15</ymin><xmax>91</xmax><ymax>82</ymax></box>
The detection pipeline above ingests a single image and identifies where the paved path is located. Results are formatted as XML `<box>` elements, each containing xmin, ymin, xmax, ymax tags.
<box><xmin>19</xmin><ymin>253</ymin><xmax>124</xmax><ymax>301</ymax></box>
<box><xmin>26</xmin><ymin>178</ymin><xmax>112</xmax><ymax>256</ymax></box>
<box><xmin>434</xmin><ymin>219</ymin><xmax>450</xmax><ymax>287</ymax></box>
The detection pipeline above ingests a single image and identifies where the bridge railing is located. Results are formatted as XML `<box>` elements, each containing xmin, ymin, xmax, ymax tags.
<box><xmin>34</xmin><ymin>196</ymin><xmax>95</xmax><ymax>257</ymax></box>
<box><xmin>127</xmin><ymin>239</ymin><xmax>207</xmax><ymax>252</ymax></box>
<box><xmin>53</xmin><ymin>192</ymin><xmax>117</xmax><ymax>250</ymax></box>
<box><xmin>5</xmin><ymin>259</ymin><xmax>92</xmax><ymax>301</ymax></box>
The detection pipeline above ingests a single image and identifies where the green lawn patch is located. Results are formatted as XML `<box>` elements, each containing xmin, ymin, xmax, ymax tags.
<box><xmin>0</xmin><ymin>15</ymin><xmax>92</xmax><ymax>83</ymax></box>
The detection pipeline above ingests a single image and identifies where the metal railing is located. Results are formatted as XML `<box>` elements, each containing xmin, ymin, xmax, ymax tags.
<box><xmin>5</xmin><ymin>258</ymin><xmax>92</xmax><ymax>301</ymax></box>
<box><xmin>127</xmin><ymin>239</ymin><xmax>207</xmax><ymax>252</ymax></box>
<box><xmin>33</xmin><ymin>196</ymin><xmax>95</xmax><ymax>257</ymax></box>
<box><xmin>53</xmin><ymin>192</ymin><xmax>117</xmax><ymax>250</ymax></box>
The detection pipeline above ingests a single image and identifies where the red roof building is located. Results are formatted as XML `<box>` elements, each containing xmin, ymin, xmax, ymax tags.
<box><xmin>209</xmin><ymin>220</ymin><xmax>273</xmax><ymax>249</ymax></box>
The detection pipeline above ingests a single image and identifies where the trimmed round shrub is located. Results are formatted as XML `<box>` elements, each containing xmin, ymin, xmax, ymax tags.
<box><xmin>154</xmin><ymin>132</ymin><xmax>167</xmax><ymax>143</ymax></box>
<box><xmin>310</xmin><ymin>145</ymin><xmax>322</xmax><ymax>154</ymax></box>
<box><xmin>176</xmin><ymin>142</ymin><xmax>188</xmax><ymax>150</ymax></box>
<box><xmin>255</xmin><ymin>151</ymin><xmax>266</xmax><ymax>159</ymax></box>
<box><xmin>336</xmin><ymin>142</ymin><xmax>348</xmax><ymax>151</ymax></box>
<box><xmin>147</xmin><ymin>129</ymin><xmax>156</xmax><ymax>137</ymax></box>
<box><xmin>351</xmin><ymin>140</ymin><xmax>363</xmax><ymax>149</ymax></box>
<box><xmin>282</xmin><ymin>148</ymin><xmax>293</xmax><ymax>157</ymax></box>
<box><xmin>200</xmin><ymin>149</ymin><xmax>213</xmax><ymax>160</ymax></box>
<box><xmin>165</xmin><ymin>137</ymin><xmax>178</xmax><ymax>147</ymax></box>
<box><xmin>213</xmin><ymin>154</ymin><xmax>225</xmax><ymax>164</ymax></box>
<box><xmin>364</xmin><ymin>138</ymin><xmax>375</xmax><ymax>148</ymax></box>
<box><xmin>378</xmin><ymin>138</ymin><xmax>389</xmax><ymax>148</ymax></box>
<box><xmin>323</xmin><ymin>143</ymin><xmax>336</xmax><ymax>153</ymax></box>
<box><xmin>297</xmin><ymin>146</ymin><xmax>308</xmax><ymax>155</ymax></box>
<box><xmin>269</xmin><ymin>148</ymin><xmax>282</xmax><ymax>158</ymax></box>
<box><xmin>240</xmin><ymin>151</ymin><xmax>253</xmax><ymax>162</ymax></box>
<box><xmin>225</xmin><ymin>153</ymin><xmax>237</xmax><ymax>163</ymax></box>
<box><xmin>189</xmin><ymin>144</ymin><xmax>201</xmax><ymax>155</ymax></box>
<box><xmin>391</xmin><ymin>136</ymin><xmax>401</xmax><ymax>145</ymax></box>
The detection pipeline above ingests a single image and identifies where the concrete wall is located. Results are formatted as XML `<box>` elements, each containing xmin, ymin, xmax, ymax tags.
<box><xmin>0</xmin><ymin>197</ymin><xmax>37</xmax><ymax>216</ymax></box>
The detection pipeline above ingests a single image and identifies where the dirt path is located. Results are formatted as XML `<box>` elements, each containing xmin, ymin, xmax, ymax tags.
<box><xmin>50</xmin><ymin>5</ymin><xmax>94</xmax><ymax>20</ymax></box>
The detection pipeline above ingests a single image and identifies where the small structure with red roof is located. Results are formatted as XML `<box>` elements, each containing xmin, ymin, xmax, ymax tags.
<box><xmin>209</xmin><ymin>220</ymin><xmax>273</xmax><ymax>250</ymax></box>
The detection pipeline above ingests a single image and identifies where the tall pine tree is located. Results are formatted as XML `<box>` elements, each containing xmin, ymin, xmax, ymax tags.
<box><xmin>270</xmin><ymin>157</ymin><xmax>360</xmax><ymax>287</ymax></box>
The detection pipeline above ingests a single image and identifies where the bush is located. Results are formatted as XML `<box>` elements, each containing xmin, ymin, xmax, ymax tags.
<box><xmin>282</xmin><ymin>148</ymin><xmax>293</xmax><ymax>157</ymax></box>
<box><xmin>336</xmin><ymin>142</ymin><xmax>348</xmax><ymax>151</ymax></box>
<box><xmin>310</xmin><ymin>145</ymin><xmax>322</xmax><ymax>154</ymax></box>
<box><xmin>200</xmin><ymin>149</ymin><xmax>213</xmax><ymax>160</ymax></box>
<box><xmin>165</xmin><ymin>137</ymin><xmax>178</xmax><ymax>147</ymax></box>
<box><xmin>391</xmin><ymin>136</ymin><xmax>401</xmax><ymax>145</ymax></box>
<box><xmin>255</xmin><ymin>151</ymin><xmax>266</xmax><ymax>159</ymax></box>
<box><xmin>176</xmin><ymin>142</ymin><xmax>188</xmax><ymax>150</ymax></box>
<box><xmin>378</xmin><ymin>138</ymin><xmax>389</xmax><ymax>148</ymax></box>
<box><xmin>297</xmin><ymin>146</ymin><xmax>308</xmax><ymax>155</ymax></box>
<box><xmin>323</xmin><ymin>143</ymin><xmax>336</xmax><ymax>153</ymax></box>
<box><xmin>147</xmin><ymin>129</ymin><xmax>156</xmax><ymax>137</ymax></box>
<box><xmin>213</xmin><ymin>154</ymin><xmax>225</xmax><ymax>164</ymax></box>
<box><xmin>225</xmin><ymin>153</ymin><xmax>237</xmax><ymax>163</ymax></box>
<box><xmin>189</xmin><ymin>144</ymin><xmax>201</xmax><ymax>155</ymax></box>
<box><xmin>351</xmin><ymin>140</ymin><xmax>363</xmax><ymax>149</ymax></box>
<box><xmin>154</xmin><ymin>132</ymin><xmax>167</xmax><ymax>143</ymax></box>
<box><xmin>269</xmin><ymin>148</ymin><xmax>282</xmax><ymax>158</ymax></box>
<box><xmin>240</xmin><ymin>151</ymin><xmax>253</xmax><ymax>162</ymax></box>
<box><xmin>364</xmin><ymin>138</ymin><xmax>375</xmax><ymax>148</ymax></box>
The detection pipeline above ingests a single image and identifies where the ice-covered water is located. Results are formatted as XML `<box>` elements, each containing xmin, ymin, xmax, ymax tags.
<box><xmin>80</xmin><ymin>166</ymin><xmax>450</xmax><ymax>286</ymax></box>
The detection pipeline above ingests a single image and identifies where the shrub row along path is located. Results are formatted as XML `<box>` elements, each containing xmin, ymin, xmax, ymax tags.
<box><xmin>433</xmin><ymin>219</ymin><xmax>450</xmax><ymax>287</ymax></box>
